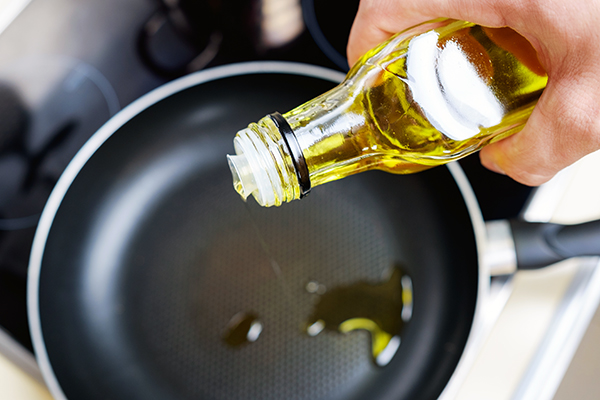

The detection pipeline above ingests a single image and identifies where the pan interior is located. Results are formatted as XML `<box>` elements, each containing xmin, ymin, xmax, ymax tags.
<box><xmin>37</xmin><ymin>72</ymin><xmax>479</xmax><ymax>400</ymax></box>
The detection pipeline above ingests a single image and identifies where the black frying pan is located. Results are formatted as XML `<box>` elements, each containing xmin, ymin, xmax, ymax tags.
<box><xmin>27</xmin><ymin>62</ymin><xmax>600</xmax><ymax>400</ymax></box>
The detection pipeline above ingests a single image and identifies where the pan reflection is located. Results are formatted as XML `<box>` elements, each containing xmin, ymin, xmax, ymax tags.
<box><xmin>223</xmin><ymin>312</ymin><xmax>263</xmax><ymax>348</ymax></box>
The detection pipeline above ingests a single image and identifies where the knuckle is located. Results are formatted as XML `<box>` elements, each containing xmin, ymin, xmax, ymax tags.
<box><xmin>358</xmin><ymin>0</ymin><xmax>379</xmax><ymax>14</ymax></box>
<box><xmin>507</xmin><ymin>165</ymin><xmax>553</xmax><ymax>187</ymax></box>
<box><xmin>507</xmin><ymin>156</ymin><xmax>554</xmax><ymax>187</ymax></box>
<box><xmin>488</xmin><ymin>0</ymin><xmax>535</xmax><ymax>26</ymax></box>
<box><xmin>558</xmin><ymin>95</ymin><xmax>600</xmax><ymax>152</ymax></box>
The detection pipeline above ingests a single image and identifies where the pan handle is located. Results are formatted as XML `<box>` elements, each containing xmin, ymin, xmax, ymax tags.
<box><xmin>486</xmin><ymin>219</ymin><xmax>600</xmax><ymax>275</ymax></box>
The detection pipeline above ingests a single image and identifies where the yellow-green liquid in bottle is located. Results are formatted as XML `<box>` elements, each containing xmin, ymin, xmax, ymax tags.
<box><xmin>227</xmin><ymin>20</ymin><xmax>548</xmax><ymax>207</ymax></box>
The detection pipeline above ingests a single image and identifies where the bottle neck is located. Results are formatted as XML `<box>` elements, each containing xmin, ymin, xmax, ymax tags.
<box><xmin>283</xmin><ymin>81</ymin><xmax>378</xmax><ymax>187</ymax></box>
<box><xmin>228</xmin><ymin>81</ymin><xmax>375</xmax><ymax>207</ymax></box>
<box><xmin>268</xmin><ymin>112</ymin><xmax>311</xmax><ymax>198</ymax></box>
<box><xmin>227</xmin><ymin>115</ymin><xmax>302</xmax><ymax>207</ymax></box>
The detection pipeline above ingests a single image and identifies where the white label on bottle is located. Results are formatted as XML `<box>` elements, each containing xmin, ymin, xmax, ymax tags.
<box><xmin>406</xmin><ymin>31</ymin><xmax>503</xmax><ymax>141</ymax></box>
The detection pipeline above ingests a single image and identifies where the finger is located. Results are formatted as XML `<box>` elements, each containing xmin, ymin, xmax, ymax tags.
<box><xmin>480</xmin><ymin>77</ymin><xmax>600</xmax><ymax>186</ymax></box>
<box><xmin>347</xmin><ymin>0</ymin><xmax>422</xmax><ymax>65</ymax></box>
<box><xmin>347</xmin><ymin>0</ymin><xmax>512</xmax><ymax>65</ymax></box>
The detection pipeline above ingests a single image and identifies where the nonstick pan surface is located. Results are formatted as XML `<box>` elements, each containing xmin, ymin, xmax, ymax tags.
<box><xmin>28</xmin><ymin>62</ymin><xmax>483</xmax><ymax>400</ymax></box>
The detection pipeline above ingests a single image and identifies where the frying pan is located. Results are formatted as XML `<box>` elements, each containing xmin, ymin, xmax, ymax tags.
<box><xmin>27</xmin><ymin>62</ymin><xmax>600</xmax><ymax>400</ymax></box>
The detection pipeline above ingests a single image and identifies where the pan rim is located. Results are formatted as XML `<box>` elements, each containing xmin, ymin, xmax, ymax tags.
<box><xmin>440</xmin><ymin>162</ymin><xmax>489</xmax><ymax>399</ymax></box>
<box><xmin>26</xmin><ymin>61</ymin><xmax>488</xmax><ymax>400</ymax></box>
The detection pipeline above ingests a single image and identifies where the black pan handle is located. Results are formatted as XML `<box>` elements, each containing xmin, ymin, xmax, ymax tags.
<box><xmin>486</xmin><ymin>219</ymin><xmax>600</xmax><ymax>275</ymax></box>
<box><xmin>510</xmin><ymin>219</ymin><xmax>600</xmax><ymax>270</ymax></box>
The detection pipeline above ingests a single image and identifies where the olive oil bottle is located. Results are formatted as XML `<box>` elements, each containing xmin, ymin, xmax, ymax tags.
<box><xmin>227</xmin><ymin>19</ymin><xmax>547</xmax><ymax>207</ymax></box>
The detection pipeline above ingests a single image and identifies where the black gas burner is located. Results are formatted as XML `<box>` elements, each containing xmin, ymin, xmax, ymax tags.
<box><xmin>0</xmin><ymin>0</ymin><xmax>166</xmax><ymax>351</ymax></box>
<box><xmin>0</xmin><ymin>55</ymin><xmax>128</xmax><ymax>349</ymax></box>
<box><xmin>0</xmin><ymin>55</ymin><xmax>120</xmax><ymax>220</ymax></box>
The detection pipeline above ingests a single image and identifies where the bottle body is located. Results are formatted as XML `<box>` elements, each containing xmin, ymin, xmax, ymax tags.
<box><xmin>227</xmin><ymin>19</ymin><xmax>547</xmax><ymax>207</ymax></box>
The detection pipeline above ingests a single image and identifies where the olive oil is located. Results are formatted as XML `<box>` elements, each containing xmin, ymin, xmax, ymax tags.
<box><xmin>305</xmin><ymin>267</ymin><xmax>413</xmax><ymax>367</ymax></box>
<box><xmin>227</xmin><ymin>19</ymin><xmax>547</xmax><ymax>207</ymax></box>
<box><xmin>243</xmin><ymin>201</ymin><xmax>294</xmax><ymax>304</ymax></box>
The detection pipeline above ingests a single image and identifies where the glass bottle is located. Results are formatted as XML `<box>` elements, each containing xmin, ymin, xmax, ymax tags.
<box><xmin>227</xmin><ymin>19</ymin><xmax>547</xmax><ymax>207</ymax></box>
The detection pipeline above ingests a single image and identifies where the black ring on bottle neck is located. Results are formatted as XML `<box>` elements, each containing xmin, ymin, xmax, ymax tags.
<box><xmin>269</xmin><ymin>112</ymin><xmax>311</xmax><ymax>198</ymax></box>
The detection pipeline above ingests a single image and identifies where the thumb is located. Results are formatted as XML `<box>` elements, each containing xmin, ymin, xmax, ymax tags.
<box><xmin>479</xmin><ymin>77</ymin><xmax>600</xmax><ymax>186</ymax></box>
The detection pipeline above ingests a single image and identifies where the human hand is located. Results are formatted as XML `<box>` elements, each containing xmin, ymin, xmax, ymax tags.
<box><xmin>347</xmin><ymin>0</ymin><xmax>600</xmax><ymax>186</ymax></box>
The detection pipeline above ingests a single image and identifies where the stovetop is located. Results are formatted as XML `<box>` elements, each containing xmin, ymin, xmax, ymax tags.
<box><xmin>0</xmin><ymin>0</ymin><xmax>533</xmax><ymax>352</ymax></box>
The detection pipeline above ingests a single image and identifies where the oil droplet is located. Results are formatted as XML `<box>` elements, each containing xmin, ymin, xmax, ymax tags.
<box><xmin>305</xmin><ymin>266</ymin><xmax>413</xmax><ymax>367</ymax></box>
<box><xmin>305</xmin><ymin>281</ymin><xmax>327</xmax><ymax>295</ymax></box>
<box><xmin>223</xmin><ymin>312</ymin><xmax>263</xmax><ymax>348</ymax></box>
